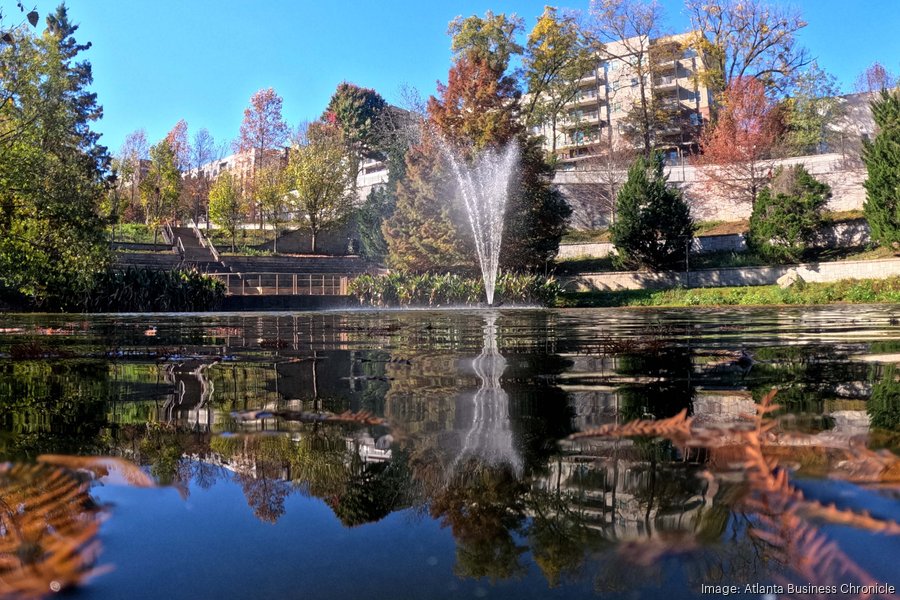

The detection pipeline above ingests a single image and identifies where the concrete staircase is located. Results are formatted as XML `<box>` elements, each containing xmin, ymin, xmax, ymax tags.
<box><xmin>115</xmin><ymin>226</ymin><xmax>378</xmax><ymax>284</ymax></box>
<box><xmin>171</xmin><ymin>226</ymin><xmax>228</xmax><ymax>272</ymax></box>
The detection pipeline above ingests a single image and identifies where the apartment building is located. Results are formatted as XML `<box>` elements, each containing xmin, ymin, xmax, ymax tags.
<box><xmin>540</xmin><ymin>31</ymin><xmax>714</xmax><ymax>169</ymax></box>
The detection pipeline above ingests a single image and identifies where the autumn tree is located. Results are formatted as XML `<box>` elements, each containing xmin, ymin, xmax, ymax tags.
<box><xmin>237</xmin><ymin>88</ymin><xmax>289</xmax><ymax>228</ymax></box>
<box><xmin>381</xmin><ymin>131</ymin><xmax>472</xmax><ymax>272</ymax></box>
<box><xmin>685</xmin><ymin>0</ymin><xmax>811</xmax><ymax>98</ymax></box>
<box><xmin>140</xmin><ymin>139</ymin><xmax>181</xmax><ymax>242</ymax></box>
<box><xmin>697</xmin><ymin>77</ymin><xmax>783</xmax><ymax>208</ymax></box>
<box><xmin>254</xmin><ymin>164</ymin><xmax>287</xmax><ymax>252</ymax></box>
<box><xmin>854</xmin><ymin>62</ymin><xmax>899</xmax><ymax>94</ymax></box>
<box><xmin>780</xmin><ymin>62</ymin><xmax>841</xmax><ymax>156</ymax></box>
<box><xmin>448</xmin><ymin>11</ymin><xmax>524</xmax><ymax>73</ymax></box>
<box><xmin>165</xmin><ymin>119</ymin><xmax>190</xmax><ymax>171</ymax></box>
<box><xmin>208</xmin><ymin>172</ymin><xmax>243</xmax><ymax>252</ymax></box>
<box><xmin>284</xmin><ymin>124</ymin><xmax>355</xmax><ymax>253</ymax></box>
<box><xmin>115</xmin><ymin>129</ymin><xmax>149</xmax><ymax>223</ymax></box>
<box><xmin>862</xmin><ymin>89</ymin><xmax>900</xmax><ymax>248</ymax></box>
<box><xmin>522</xmin><ymin>6</ymin><xmax>599</xmax><ymax>155</ymax></box>
<box><xmin>391</xmin><ymin>11</ymin><xmax>571</xmax><ymax>272</ymax></box>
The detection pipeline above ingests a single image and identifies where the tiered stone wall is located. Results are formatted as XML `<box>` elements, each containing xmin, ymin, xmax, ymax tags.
<box><xmin>555</xmin><ymin>153</ymin><xmax>866</xmax><ymax>227</ymax></box>
<box><xmin>563</xmin><ymin>257</ymin><xmax>900</xmax><ymax>291</ymax></box>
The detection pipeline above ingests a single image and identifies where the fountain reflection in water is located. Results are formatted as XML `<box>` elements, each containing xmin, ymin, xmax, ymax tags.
<box><xmin>456</xmin><ymin>312</ymin><xmax>522</xmax><ymax>473</ymax></box>
<box><xmin>444</xmin><ymin>143</ymin><xmax>518</xmax><ymax>305</ymax></box>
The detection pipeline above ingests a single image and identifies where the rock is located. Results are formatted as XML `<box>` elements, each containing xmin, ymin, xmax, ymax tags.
<box><xmin>777</xmin><ymin>268</ymin><xmax>803</xmax><ymax>289</ymax></box>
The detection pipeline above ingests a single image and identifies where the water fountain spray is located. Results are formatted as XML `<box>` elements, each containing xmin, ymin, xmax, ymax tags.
<box><xmin>443</xmin><ymin>143</ymin><xmax>518</xmax><ymax>305</ymax></box>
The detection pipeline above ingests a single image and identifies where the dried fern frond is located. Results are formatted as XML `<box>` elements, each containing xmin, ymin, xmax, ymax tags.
<box><xmin>37</xmin><ymin>455</ymin><xmax>155</xmax><ymax>488</ymax></box>
<box><xmin>569</xmin><ymin>409</ymin><xmax>692</xmax><ymax>441</ymax></box>
<box><xmin>0</xmin><ymin>463</ymin><xmax>105</xmax><ymax>598</ymax></box>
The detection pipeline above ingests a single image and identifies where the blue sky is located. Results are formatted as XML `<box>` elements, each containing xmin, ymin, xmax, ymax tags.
<box><xmin>9</xmin><ymin>0</ymin><xmax>899</xmax><ymax>154</ymax></box>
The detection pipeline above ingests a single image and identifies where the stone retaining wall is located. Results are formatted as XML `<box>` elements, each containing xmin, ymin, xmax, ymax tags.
<box><xmin>563</xmin><ymin>257</ymin><xmax>900</xmax><ymax>292</ymax></box>
<box><xmin>558</xmin><ymin>220</ymin><xmax>871</xmax><ymax>260</ymax></box>
<box><xmin>555</xmin><ymin>153</ymin><xmax>866</xmax><ymax>228</ymax></box>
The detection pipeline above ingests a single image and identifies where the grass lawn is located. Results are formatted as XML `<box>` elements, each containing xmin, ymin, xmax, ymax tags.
<box><xmin>208</xmin><ymin>229</ymin><xmax>272</xmax><ymax>251</ymax></box>
<box><xmin>109</xmin><ymin>223</ymin><xmax>159</xmax><ymax>244</ymax></box>
<box><xmin>557</xmin><ymin>277</ymin><xmax>900</xmax><ymax>308</ymax></box>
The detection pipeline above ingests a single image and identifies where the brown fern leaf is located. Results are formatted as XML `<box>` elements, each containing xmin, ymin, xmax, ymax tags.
<box><xmin>569</xmin><ymin>409</ymin><xmax>692</xmax><ymax>441</ymax></box>
<box><xmin>37</xmin><ymin>455</ymin><xmax>155</xmax><ymax>488</ymax></box>
<box><xmin>798</xmin><ymin>501</ymin><xmax>900</xmax><ymax>535</ymax></box>
<box><xmin>0</xmin><ymin>463</ymin><xmax>105</xmax><ymax>598</ymax></box>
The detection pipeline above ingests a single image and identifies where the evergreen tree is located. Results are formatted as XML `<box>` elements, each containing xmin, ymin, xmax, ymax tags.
<box><xmin>0</xmin><ymin>5</ymin><xmax>111</xmax><ymax>308</ymax></box>
<box><xmin>611</xmin><ymin>154</ymin><xmax>695</xmax><ymax>271</ymax></box>
<box><xmin>863</xmin><ymin>89</ymin><xmax>900</xmax><ymax>248</ymax></box>
<box><xmin>381</xmin><ymin>133</ymin><xmax>472</xmax><ymax>272</ymax></box>
<box><xmin>748</xmin><ymin>165</ymin><xmax>831</xmax><ymax>262</ymax></box>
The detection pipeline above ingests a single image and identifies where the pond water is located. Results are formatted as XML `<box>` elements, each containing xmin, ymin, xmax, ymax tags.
<box><xmin>0</xmin><ymin>307</ymin><xmax>899</xmax><ymax>599</ymax></box>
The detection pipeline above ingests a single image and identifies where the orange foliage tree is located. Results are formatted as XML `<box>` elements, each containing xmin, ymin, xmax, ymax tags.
<box><xmin>697</xmin><ymin>77</ymin><xmax>784</xmax><ymax>208</ymax></box>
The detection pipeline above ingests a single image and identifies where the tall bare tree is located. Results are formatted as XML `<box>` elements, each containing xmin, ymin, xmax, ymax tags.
<box><xmin>685</xmin><ymin>0</ymin><xmax>810</xmax><ymax>98</ymax></box>
<box><xmin>236</xmin><ymin>88</ymin><xmax>289</xmax><ymax>228</ymax></box>
<box><xmin>187</xmin><ymin>127</ymin><xmax>217</xmax><ymax>226</ymax></box>
<box><xmin>588</xmin><ymin>0</ymin><xmax>665</xmax><ymax>156</ymax></box>
<box><xmin>116</xmin><ymin>128</ymin><xmax>149</xmax><ymax>222</ymax></box>
<box><xmin>854</xmin><ymin>62</ymin><xmax>899</xmax><ymax>94</ymax></box>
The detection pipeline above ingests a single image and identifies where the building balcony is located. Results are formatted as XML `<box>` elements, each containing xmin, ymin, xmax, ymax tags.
<box><xmin>560</xmin><ymin>112</ymin><xmax>603</xmax><ymax>130</ymax></box>
<box><xmin>557</xmin><ymin>133</ymin><xmax>603</xmax><ymax>150</ymax></box>
<box><xmin>654</xmin><ymin>75</ymin><xmax>678</xmax><ymax>89</ymax></box>
<box><xmin>576</xmin><ymin>71</ymin><xmax>605</xmax><ymax>86</ymax></box>
<box><xmin>570</xmin><ymin>90</ymin><xmax>604</xmax><ymax>106</ymax></box>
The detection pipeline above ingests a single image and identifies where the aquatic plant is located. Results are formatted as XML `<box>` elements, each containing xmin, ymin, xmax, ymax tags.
<box><xmin>85</xmin><ymin>267</ymin><xmax>225</xmax><ymax>312</ymax></box>
<box><xmin>348</xmin><ymin>272</ymin><xmax>560</xmax><ymax>307</ymax></box>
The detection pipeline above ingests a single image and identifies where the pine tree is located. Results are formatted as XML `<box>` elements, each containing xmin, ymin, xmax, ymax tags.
<box><xmin>863</xmin><ymin>89</ymin><xmax>900</xmax><ymax>248</ymax></box>
<box><xmin>610</xmin><ymin>154</ymin><xmax>696</xmax><ymax>270</ymax></box>
<box><xmin>0</xmin><ymin>5</ymin><xmax>112</xmax><ymax>308</ymax></box>
<box><xmin>748</xmin><ymin>165</ymin><xmax>831</xmax><ymax>262</ymax></box>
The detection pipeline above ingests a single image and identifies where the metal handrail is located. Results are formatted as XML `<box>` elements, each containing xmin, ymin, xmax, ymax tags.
<box><xmin>206</xmin><ymin>237</ymin><xmax>220</xmax><ymax>263</ymax></box>
<box><xmin>162</xmin><ymin>223</ymin><xmax>175</xmax><ymax>246</ymax></box>
<box><xmin>176</xmin><ymin>237</ymin><xmax>186</xmax><ymax>258</ymax></box>
<box><xmin>190</xmin><ymin>220</ymin><xmax>220</xmax><ymax>262</ymax></box>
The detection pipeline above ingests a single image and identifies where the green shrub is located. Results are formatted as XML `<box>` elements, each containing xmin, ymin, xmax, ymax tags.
<box><xmin>86</xmin><ymin>267</ymin><xmax>225</xmax><ymax>312</ymax></box>
<box><xmin>748</xmin><ymin>165</ymin><xmax>831</xmax><ymax>262</ymax></box>
<box><xmin>610</xmin><ymin>153</ymin><xmax>695</xmax><ymax>271</ymax></box>
<box><xmin>348</xmin><ymin>272</ymin><xmax>560</xmax><ymax>307</ymax></box>
<box><xmin>869</xmin><ymin>365</ymin><xmax>900</xmax><ymax>430</ymax></box>
<box><xmin>863</xmin><ymin>89</ymin><xmax>900</xmax><ymax>248</ymax></box>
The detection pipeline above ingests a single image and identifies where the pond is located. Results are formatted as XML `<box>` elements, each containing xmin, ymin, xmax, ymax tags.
<box><xmin>0</xmin><ymin>307</ymin><xmax>898</xmax><ymax>599</ymax></box>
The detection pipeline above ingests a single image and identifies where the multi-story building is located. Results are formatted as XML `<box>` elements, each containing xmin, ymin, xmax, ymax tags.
<box><xmin>539</xmin><ymin>31</ymin><xmax>714</xmax><ymax>170</ymax></box>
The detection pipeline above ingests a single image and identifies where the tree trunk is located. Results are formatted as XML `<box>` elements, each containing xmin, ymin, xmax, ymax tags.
<box><xmin>273</xmin><ymin>223</ymin><xmax>278</xmax><ymax>254</ymax></box>
<box><xmin>310</xmin><ymin>231</ymin><xmax>317</xmax><ymax>254</ymax></box>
